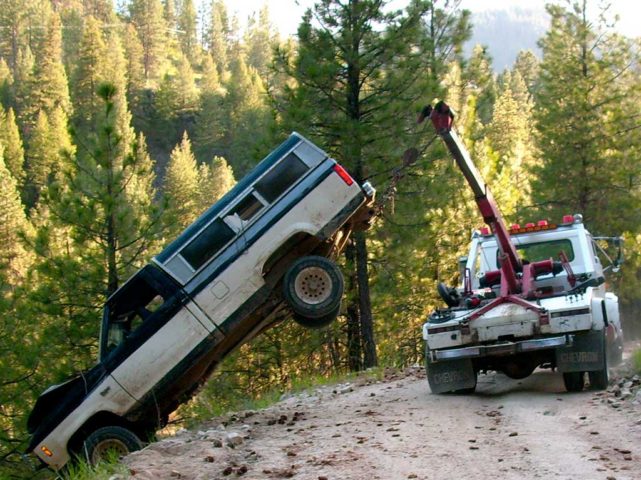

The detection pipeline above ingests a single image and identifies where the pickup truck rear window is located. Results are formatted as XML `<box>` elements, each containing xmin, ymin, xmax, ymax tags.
<box><xmin>255</xmin><ymin>153</ymin><xmax>309</xmax><ymax>202</ymax></box>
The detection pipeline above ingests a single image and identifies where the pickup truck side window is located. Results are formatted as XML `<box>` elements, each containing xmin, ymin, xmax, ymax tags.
<box><xmin>181</xmin><ymin>218</ymin><xmax>235</xmax><ymax>270</ymax></box>
<box><xmin>254</xmin><ymin>153</ymin><xmax>309</xmax><ymax>202</ymax></box>
<box><xmin>102</xmin><ymin>274</ymin><xmax>167</xmax><ymax>357</ymax></box>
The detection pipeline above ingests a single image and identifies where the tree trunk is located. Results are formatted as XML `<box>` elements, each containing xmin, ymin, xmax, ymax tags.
<box><xmin>355</xmin><ymin>230</ymin><xmax>377</xmax><ymax>368</ymax></box>
<box><xmin>345</xmin><ymin>241</ymin><xmax>362</xmax><ymax>371</ymax></box>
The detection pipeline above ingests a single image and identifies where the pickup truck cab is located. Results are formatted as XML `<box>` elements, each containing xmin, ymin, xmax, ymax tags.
<box><xmin>27</xmin><ymin>132</ymin><xmax>375</xmax><ymax>469</ymax></box>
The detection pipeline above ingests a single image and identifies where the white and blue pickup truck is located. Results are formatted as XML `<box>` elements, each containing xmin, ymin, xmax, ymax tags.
<box><xmin>26</xmin><ymin>132</ymin><xmax>375</xmax><ymax>469</ymax></box>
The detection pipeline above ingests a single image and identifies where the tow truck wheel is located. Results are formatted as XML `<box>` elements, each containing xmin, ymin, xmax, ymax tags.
<box><xmin>563</xmin><ymin>372</ymin><xmax>585</xmax><ymax>392</ymax></box>
<box><xmin>83</xmin><ymin>426</ymin><xmax>143</xmax><ymax>465</ymax></box>
<box><xmin>284</xmin><ymin>256</ymin><xmax>344</xmax><ymax>319</ymax></box>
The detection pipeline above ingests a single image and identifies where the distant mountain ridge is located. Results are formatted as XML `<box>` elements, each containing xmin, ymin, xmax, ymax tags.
<box><xmin>466</xmin><ymin>6</ymin><xmax>549</xmax><ymax>72</ymax></box>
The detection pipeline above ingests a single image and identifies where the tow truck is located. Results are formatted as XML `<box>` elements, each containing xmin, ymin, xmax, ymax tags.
<box><xmin>419</xmin><ymin>102</ymin><xmax>623</xmax><ymax>394</ymax></box>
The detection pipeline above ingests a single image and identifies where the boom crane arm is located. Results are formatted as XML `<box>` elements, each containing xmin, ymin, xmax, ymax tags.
<box><xmin>419</xmin><ymin>101</ymin><xmax>523</xmax><ymax>295</ymax></box>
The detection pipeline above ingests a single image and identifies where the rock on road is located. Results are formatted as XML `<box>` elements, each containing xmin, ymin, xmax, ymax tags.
<box><xmin>124</xmin><ymin>366</ymin><xmax>641</xmax><ymax>480</ymax></box>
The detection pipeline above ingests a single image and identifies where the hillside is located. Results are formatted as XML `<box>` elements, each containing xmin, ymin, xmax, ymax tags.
<box><xmin>466</xmin><ymin>6</ymin><xmax>548</xmax><ymax>71</ymax></box>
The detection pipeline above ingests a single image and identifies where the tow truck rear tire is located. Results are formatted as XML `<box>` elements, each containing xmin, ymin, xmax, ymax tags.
<box><xmin>83</xmin><ymin>426</ymin><xmax>143</xmax><ymax>465</ymax></box>
<box><xmin>563</xmin><ymin>372</ymin><xmax>585</xmax><ymax>392</ymax></box>
<box><xmin>284</xmin><ymin>256</ymin><xmax>344</xmax><ymax>319</ymax></box>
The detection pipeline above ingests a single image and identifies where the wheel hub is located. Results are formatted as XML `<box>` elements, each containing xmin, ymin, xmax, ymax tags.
<box><xmin>90</xmin><ymin>438</ymin><xmax>130</xmax><ymax>464</ymax></box>
<box><xmin>294</xmin><ymin>266</ymin><xmax>332</xmax><ymax>305</ymax></box>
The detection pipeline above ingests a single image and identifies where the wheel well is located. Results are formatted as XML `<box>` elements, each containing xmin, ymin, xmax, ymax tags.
<box><xmin>262</xmin><ymin>232</ymin><xmax>325</xmax><ymax>285</ymax></box>
<box><xmin>67</xmin><ymin>411</ymin><xmax>142</xmax><ymax>455</ymax></box>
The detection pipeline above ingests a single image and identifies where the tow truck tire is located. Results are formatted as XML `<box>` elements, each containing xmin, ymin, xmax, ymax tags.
<box><xmin>588</xmin><ymin>368</ymin><xmax>609</xmax><ymax>390</ymax></box>
<box><xmin>563</xmin><ymin>372</ymin><xmax>585</xmax><ymax>392</ymax></box>
<box><xmin>284</xmin><ymin>256</ymin><xmax>344</xmax><ymax>319</ymax></box>
<box><xmin>453</xmin><ymin>374</ymin><xmax>477</xmax><ymax>395</ymax></box>
<box><xmin>83</xmin><ymin>426</ymin><xmax>143</xmax><ymax>465</ymax></box>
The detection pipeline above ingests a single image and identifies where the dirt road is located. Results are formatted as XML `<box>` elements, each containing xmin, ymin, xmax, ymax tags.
<box><xmin>123</xmin><ymin>364</ymin><xmax>641</xmax><ymax>480</ymax></box>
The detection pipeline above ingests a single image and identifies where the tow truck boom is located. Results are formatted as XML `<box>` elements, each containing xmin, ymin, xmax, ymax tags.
<box><xmin>420</xmin><ymin>101</ymin><xmax>558</xmax><ymax>299</ymax></box>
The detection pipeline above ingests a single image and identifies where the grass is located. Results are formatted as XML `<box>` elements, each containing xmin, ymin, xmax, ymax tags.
<box><xmin>60</xmin><ymin>453</ymin><xmax>128</xmax><ymax>480</ymax></box>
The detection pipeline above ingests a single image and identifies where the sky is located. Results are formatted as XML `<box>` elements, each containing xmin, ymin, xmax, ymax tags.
<box><xmin>221</xmin><ymin>0</ymin><xmax>640</xmax><ymax>38</ymax></box>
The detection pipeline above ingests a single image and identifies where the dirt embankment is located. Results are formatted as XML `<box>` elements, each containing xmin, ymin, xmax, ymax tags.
<box><xmin>122</xmin><ymin>356</ymin><xmax>641</xmax><ymax>480</ymax></box>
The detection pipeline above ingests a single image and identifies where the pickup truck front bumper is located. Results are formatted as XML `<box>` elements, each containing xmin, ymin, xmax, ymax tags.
<box><xmin>430</xmin><ymin>334</ymin><xmax>572</xmax><ymax>362</ymax></box>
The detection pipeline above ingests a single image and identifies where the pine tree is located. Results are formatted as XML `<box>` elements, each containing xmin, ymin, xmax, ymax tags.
<box><xmin>163</xmin><ymin>0</ymin><xmax>177</xmax><ymax>29</ymax></box>
<box><xmin>275</xmin><ymin>0</ymin><xmax>470</xmax><ymax>369</ymax></box>
<box><xmin>193</xmin><ymin>54</ymin><xmax>225</xmax><ymax>161</ymax></box>
<box><xmin>155</xmin><ymin>52</ymin><xmax>199</xmax><ymax>141</ymax></box>
<box><xmin>83</xmin><ymin>0</ymin><xmax>116</xmax><ymax>24</ymax></box>
<box><xmin>24</xmin><ymin>110</ymin><xmax>52</xmax><ymax>207</ymax></box>
<box><xmin>0</xmin><ymin>107</ymin><xmax>25</xmax><ymax>185</ymax></box>
<box><xmin>532</xmin><ymin>1</ymin><xmax>641</xmax><ymax>233</ymax></box>
<box><xmin>485</xmin><ymin>74</ymin><xmax>536</xmax><ymax>218</ymax></box>
<box><xmin>0</xmin><ymin>0</ymin><xmax>35</xmax><ymax>73</ymax></box>
<box><xmin>130</xmin><ymin>0</ymin><xmax>168</xmax><ymax>81</ymax></box>
<box><xmin>13</xmin><ymin>46</ymin><xmax>35</xmax><ymax>133</ymax></box>
<box><xmin>463</xmin><ymin>44</ymin><xmax>496</xmax><ymax>124</ymax></box>
<box><xmin>0</xmin><ymin>58</ymin><xmax>13</xmax><ymax>107</ymax></box>
<box><xmin>244</xmin><ymin>5</ymin><xmax>276</xmax><ymax>79</ymax></box>
<box><xmin>208</xmin><ymin>0</ymin><xmax>229</xmax><ymax>76</ymax></box>
<box><xmin>513</xmin><ymin>50</ymin><xmax>539</xmax><ymax>99</ymax></box>
<box><xmin>197</xmin><ymin>155</ymin><xmax>235</xmax><ymax>210</ymax></box>
<box><xmin>164</xmin><ymin>131</ymin><xmax>200</xmax><ymax>234</ymax></box>
<box><xmin>223</xmin><ymin>50</ymin><xmax>271</xmax><ymax>175</ymax></box>
<box><xmin>71</xmin><ymin>16</ymin><xmax>107</xmax><ymax>127</ymax></box>
<box><xmin>27</xmin><ymin>12</ymin><xmax>72</xmax><ymax>122</ymax></box>
<box><xmin>48</xmin><ymin>82</ymin><xmax>163</xmax><ymax>297</ymax></box>
<box><xmin>0</xmin><ymin>149</ymin><xmax>32</xmax><ymax>280</ymax></box>
<box><xmin>177</xmin><ymin>0</ymin><xmax>198</xmax><ymax>61</ymax></box>
<box><xmin>122</xmin><ymin>24</ymin><xmax>147</xmax><ymax>124</ymax></box>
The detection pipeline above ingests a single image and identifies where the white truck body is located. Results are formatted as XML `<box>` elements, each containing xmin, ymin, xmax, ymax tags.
<box><xmin>422</xmin><ymin>216</ymin><xmax>623</xmax><ymax>393</ymax></box>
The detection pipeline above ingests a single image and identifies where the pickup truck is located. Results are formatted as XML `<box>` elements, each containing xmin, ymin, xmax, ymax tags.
<box><xmin>26</xmin><ymin>132</ymin><xmax>375</xmax><ymax>469</ymax></box>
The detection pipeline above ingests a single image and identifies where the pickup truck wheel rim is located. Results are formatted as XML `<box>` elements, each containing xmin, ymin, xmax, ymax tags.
<box><xmin>91</xmin><ymin>438</ymin><xmax>130</xmax><ymax>463</ymax></box>
<box><xmin>294</xmin><ymin>267</ymin><xmax>332</xmax><ymax>305</ymax></box>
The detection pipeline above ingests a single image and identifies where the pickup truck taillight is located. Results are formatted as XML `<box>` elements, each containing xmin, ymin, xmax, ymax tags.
<box><xmin>333</xmin><ymin>164</ymin><xmax>354</xmax><ymax>186</ymax></box>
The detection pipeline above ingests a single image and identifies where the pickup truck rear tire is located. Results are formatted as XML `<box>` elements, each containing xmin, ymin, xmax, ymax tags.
<box><xmin>83</xmin><ymin>426</ymin><xmax>143</xmax><ymax>465</ymax></box>
<box><xmin>293</xmin><ymin>304</ymin><xmax>341</xmax><ymax>329</ymax></box>
<box><xmin>284</xmin><ymin>256</ymin><xmax>344</xmax><ymax>319</ymax></box>
<box><xmin>563</xmin><ymin>372</ymin><xmax>585</xmax><ymax>392</ymax></box>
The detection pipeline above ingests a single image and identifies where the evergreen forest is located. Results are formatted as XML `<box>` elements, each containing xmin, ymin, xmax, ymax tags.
<box><xmin>1</xmin><ymin>0</ymin><xmax>640</xmax><ymax>475</ymax></box>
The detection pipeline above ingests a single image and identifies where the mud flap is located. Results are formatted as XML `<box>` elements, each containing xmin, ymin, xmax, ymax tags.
<box><xmin>556</xmin><ymin>330</ymin><xmax>605</xmax><ymax>373</ymax></box>
<box><xmin>426</xmin><ymin>357</ymin><xmax>476</xmax><ymax>394</ymax></box>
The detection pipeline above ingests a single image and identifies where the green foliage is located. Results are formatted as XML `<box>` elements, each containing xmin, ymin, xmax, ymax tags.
<box><xmin>0</xmin><ymin>107</ymin><xmax>25</xmax><ymax>184</ymax></box>
<box><xmin>129</xmin><ymin>0</ymin><xmax>167</xmax><ymax>81</ymax></box>
<box><xmin>532</xmin><ymin>1</ymin><xmax>641</xmax><ymax>234</ymax></box>
<box><xmin>59</xmin><ymin>455</ymin><xmax>128</xmax><ymax>480</ymax></box>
